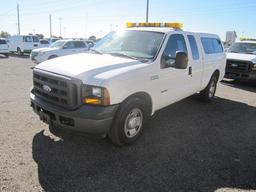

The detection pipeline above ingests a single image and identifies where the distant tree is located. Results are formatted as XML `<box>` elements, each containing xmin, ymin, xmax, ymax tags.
<box><xmin>0</xmin><ymin>31</ymin><xmax>11</xmax><ymax>38</ymax></box>
<box><xmin>89</xmin><ymin>35</ymin><xmax>96</xmax><ymax>41</ymax></box>
<box><xmin>51</xmin><ymin>35</ymin><xmax>62</xmax><ymax>39</ymax></box>
<box><xmin>35</xmin><ymin>34</ymin><xmax>44</xmax><ymax>39</ymax></box>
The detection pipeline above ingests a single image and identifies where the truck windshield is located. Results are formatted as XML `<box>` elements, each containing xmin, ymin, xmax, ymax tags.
<box><xmin>50</xmin><ymin>40</ymin><xmax>66</xmax><ymax>48</ymax></box>
<box><xmin>93</xmin><ymin>30</ymin><xmax>165</xmax><ymax>60</ymax></box>
<box><xmin>228</xmin><ymin>42</ymin><xmax>256</xmax><ymax>55</ymax></box>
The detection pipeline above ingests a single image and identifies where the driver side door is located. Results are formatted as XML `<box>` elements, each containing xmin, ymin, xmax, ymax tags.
<box><xmin>155</xmin><ymin>33</ymin><xmax>192</xmax><ymax>109</ymax></box>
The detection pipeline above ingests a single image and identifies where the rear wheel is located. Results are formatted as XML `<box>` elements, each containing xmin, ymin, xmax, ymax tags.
<box><xmin>199</xmin><ymin>73</ymin><xmax>218</xmax><ymax>102</ymax></box>
<box><xmin>108</xmin><ymin>97</ymin><xmax>148</xmax><ymax>146</ymax></box>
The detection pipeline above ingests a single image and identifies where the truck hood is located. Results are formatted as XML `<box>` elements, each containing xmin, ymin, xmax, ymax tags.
<box><xmin>35</xmin><ymin>53</ymin><xmax>148</xmax><ymax>85</ymax></box>
<box><xmin>227</xmin><ymin>52</ymin><xmax>256</xmax><ymax>62</ymax></box>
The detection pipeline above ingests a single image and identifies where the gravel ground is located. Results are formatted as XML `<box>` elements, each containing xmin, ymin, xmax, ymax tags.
<box><xmin>0</xmin><ymin>55</ymin><xmax>256</xmax><ymax>192</ymax></box>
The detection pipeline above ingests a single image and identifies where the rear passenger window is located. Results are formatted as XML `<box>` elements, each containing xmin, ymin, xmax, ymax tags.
<box><xmin>201</xmin><ymin>37</ymin><xmax>223</xmax><ymax>54</ymax></box>
<box><xmin>187</xmin><ymin>35</ymin><xmax>199</xmax><ymax>60</ymax></box>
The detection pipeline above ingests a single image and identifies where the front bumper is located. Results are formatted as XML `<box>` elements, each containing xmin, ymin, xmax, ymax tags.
<box><xmin>30</xmin><ymin>93</ymin><xmax>119</xmax><ymax>136</ymax></box>
<box><xmin>225</xmin><ymin>71</ymin><xmax>256</xmax><ymax>80</ymax></box>
<box><xmin>24</xmin><ymin>49</ymin><xmax>32</xmax><ymax>53</ymax></box>
<box><xmin>0</xmin><ymin>50</ymin><xmax>9</xmax><ymax>54</ymax></box>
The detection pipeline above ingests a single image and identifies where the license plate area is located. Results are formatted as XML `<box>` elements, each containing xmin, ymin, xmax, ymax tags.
<box><xmin>39</xmin><ymin>111</ymin><xmax>51</xmax><ymax>124</ymax></box>
<box><xmin>36</xmin><ymin>106</ymin><xmax>56</xmax><ymax>124</ymax></box>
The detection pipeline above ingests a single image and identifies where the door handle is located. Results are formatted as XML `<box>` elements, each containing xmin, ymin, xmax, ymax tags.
<box><xmin>188</xmin><ymin>66</ymin><xmax>192</xmax><ymax>76</ymax></box>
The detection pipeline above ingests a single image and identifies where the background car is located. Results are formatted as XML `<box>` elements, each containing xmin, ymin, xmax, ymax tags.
<box><xmin>30</xmin><ymin>39</ymin><xmax>89</xmax><ymax>63</ymax></box>
<box><xmin>38</xmin><ymin>39</ymin><xmax>50</xmax><ymax>48</ymax></box>
<box><xmin>46</xmin><ymin>38</ymin><xmax>60</xmax><ymax>45</ymax></box>
<box><xmin>8</xmin><ymin>35</ymin><xmax>39</xmax><ymax>55</ymax></box>
<box><xmin>0</xmin><ymin>38</ymin><xmax>9</xmax><ymax>57</ymax></box>
<box><xmin>225</xmin><ymin>41</ymin><xmax>256</xmax><ymax>80</ymax></box>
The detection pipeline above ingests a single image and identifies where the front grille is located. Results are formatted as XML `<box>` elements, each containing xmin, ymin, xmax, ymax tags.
<box><xmin>33</xmin><ymin>71</ymin><xmax>78</xmax><ymax>109</ymax></box>
<box><xmin>226</xmin><ymin>60</ymin><xmax>252</xmax><ymax>73</ymax></box>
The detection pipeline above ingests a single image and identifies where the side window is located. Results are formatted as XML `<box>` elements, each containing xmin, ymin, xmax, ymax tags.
<box><xmin>161</xmin><ymin>34</ymin><xmax>187</xmax><ymax>68</ymax></box>
<box><xmin>74</xmin><ymin>41</ymin><xmax>86</xmax><ymax>48</ymax></box>
<box><xmin>201</xmin><ymin>37</ymin><xmax>223</xmax><ymax>54</ymax></box>
<box><xmin>23</xmin><ymin>36</ymin><xmax>32</xmax><ymax>42</ymax></box>
<box><xmin>64</xmin><ymin>41</ymin><xmax>75</xmax><ymax>49</ymax></box>
<box><xmin>0</xmin><ymin>39</ymin><xmax>7</xmax><ymax>44</ymax></box>
<box><xmin>187</xmin><ymin>35</ymin><xmax>199</xmax><ymax>60</ymax></box>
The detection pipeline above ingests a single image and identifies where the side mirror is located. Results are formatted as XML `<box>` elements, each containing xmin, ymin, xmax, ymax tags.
<box><xmin>161</xmin><ymin>51</ymin><xmax>188</xmax><ymax>69</ymax></box>
<box><xmin>62</xmin><ymin>45</ymin><xmax>68</xmax><ymax>49</ymax></box>
<box><xmin>174</xmin><ymin>51</ymin><xmax>188</xmax><ymax>69</ymax></box>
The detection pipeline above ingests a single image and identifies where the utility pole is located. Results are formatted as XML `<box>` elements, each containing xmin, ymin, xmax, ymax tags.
<box><xmin>49</xmin><ymin>14</ymin><xmax>52</xmax><ymax>38</ymax></box>
<box><xmin>17</xmin><ymin>3</ymin><xmax>20</xmax><ymax>35</ymax></box>
<box><xmin>59</xmin><ymin>17</ymin><xmax>62</xmax><ymax>37</ymax></box>
<box><xmin>146</xmin><ymin>0</ymin><xmax>149</xmax><ymax>23</ymax></box>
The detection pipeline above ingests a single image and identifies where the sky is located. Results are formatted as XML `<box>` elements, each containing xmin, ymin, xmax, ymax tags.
<box><xmin>0</xmin><ymin>0</ymin><xmax>255</xmax><ymax>40</ymax></box>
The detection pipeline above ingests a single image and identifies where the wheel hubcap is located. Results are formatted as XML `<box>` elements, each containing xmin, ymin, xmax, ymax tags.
<box><xmin>124</xmin><ymin>108</ymin><xmax>143</xmax><ymax>138</ymax></box>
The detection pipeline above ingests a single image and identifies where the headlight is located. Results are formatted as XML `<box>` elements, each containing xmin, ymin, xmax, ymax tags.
<box><xmin>38</xmin><ymin>52</ymin><xmax>45</xmax><ymax>56</ymax></box>
<box><xmin>82</xmin><ymin>85</ymin><xmax>110</xmax><ymax>105</ymax></box>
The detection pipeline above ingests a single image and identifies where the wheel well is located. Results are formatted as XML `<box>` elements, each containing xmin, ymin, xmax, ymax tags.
<box><xmin>213</xmin><ymin>70</ymin><xmax>220</xmax><ymax>81</ymax></box>
<box><xmin>122</xmin><ymin>92</ymin><xmax>153</xmax><ymax>116</ymax></box>
<box><xmin>48</xmin><ymin>55</ymin><xmax>58</xmax><ymax>59</ymax></box>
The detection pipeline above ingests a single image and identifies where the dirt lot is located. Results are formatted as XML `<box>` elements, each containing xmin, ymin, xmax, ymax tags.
<box><xmin>0</xmin><ymin>55</ymin><xmax>256</xmax><ymax>192</ymax></box>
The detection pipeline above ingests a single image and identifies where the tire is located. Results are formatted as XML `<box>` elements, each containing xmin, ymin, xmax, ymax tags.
<box><xmin>108</xmin><ymin>97</ymin><xmax>148</xmax><ymax>146</ymax></box>
<box><xmin>4</xmin><ymin>54</ymin><xmax>9</xmax><ymax>58</ymax></box>
<box><xmin>199</xmin><ymin>73</ymin><xmax>218</xmax><ymax>102</ymax></box>
<box><xmin>17</xmin><ymin>47</ymin><xmax>23</xmax><ymax>56</ymax></box>
<box><xmin>48</xmin><ymin>55</ymin><xmax>58</xmax><ymax>60</ymax></box>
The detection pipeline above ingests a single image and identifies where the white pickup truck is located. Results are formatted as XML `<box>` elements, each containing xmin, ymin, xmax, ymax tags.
<box><xmin>30</xmin><ymin>22</ymin><xmax>226</xmax><ymax>146</ymax></box>
<box><xmin>225</xmin><ymin>41</ymin><xmax>256</xmax><ymax>80</ymax></box>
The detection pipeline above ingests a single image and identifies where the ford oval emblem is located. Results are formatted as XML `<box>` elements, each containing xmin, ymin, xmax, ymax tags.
<box><xmin>42</xmin><ymin>85</ymin><xmax>52</xmax><ymax>92</ymax></box>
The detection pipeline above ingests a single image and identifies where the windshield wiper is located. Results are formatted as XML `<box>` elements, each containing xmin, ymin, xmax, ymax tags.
<box><xmin>90</xmin><ymin>48</ymin><xmax>103</xmax><ymax>55</ymax></box>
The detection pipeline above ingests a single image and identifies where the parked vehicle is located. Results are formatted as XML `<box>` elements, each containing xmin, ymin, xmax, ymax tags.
<box><xmin>225</xmin><ymin>41</ymin><xmax>256</xmax><ymax>80</ymax></box>
<box><xmin>30</xmin><ymin>39</ymin><xmax>89</xmax><ymax>63</ymax></box>
<box><xmin>8</xmin><ymin>35</ymin><xmax>39</xmax><ymax>55</ymax></box>
<box><xmin>46</xmin><ymin>38</ymin><xmax>60</xmax><ymax>44</ymax></box>
<box><xmin>30</xmin><ymin>22</ymin><xmax>226</xmax><ymax>146</ymax></box>
<box><xmin>0</xmin><ymin>38</ymin><xmax>9</xmax><ymax>57</ymax></box>
<box><xmin>38</xmin><ymin>39</ymin><xmax>50</xmax><ymax>48</ymax></box>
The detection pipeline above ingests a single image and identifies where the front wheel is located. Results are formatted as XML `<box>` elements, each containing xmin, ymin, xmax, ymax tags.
<box><xmin>108</xmin><ymin>97</ymin><xmax>148</xmax><ymax>146</ymax></box>
<box><xmin>17</xmin><ymin>47</ymin><xmax>23</xmax><ymax>56</ymax></box>
<box><xmin>199</xmin><ymin>74</ymin><xmax>218</xmax><ymax>102</ymax></box>
<box><xmin>48</xmin><ymin>55</ymin><xmax>58</xmax><ymax>60</ymax></box>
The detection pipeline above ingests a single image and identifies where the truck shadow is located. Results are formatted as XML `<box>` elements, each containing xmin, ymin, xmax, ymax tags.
<box><xmin>32</xmin><ymin>97</ymin><xmax>256</xmax><ymax>192</ymax></box>
<box><xmin>221</xmin><ymin>79</ymin><xmax>256</xmax><ymax>93</ymax></box>
<box><xmin>9</xmin><ymin>53</ymin><xmax>30</xmax><ymax>59</ymax></box>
